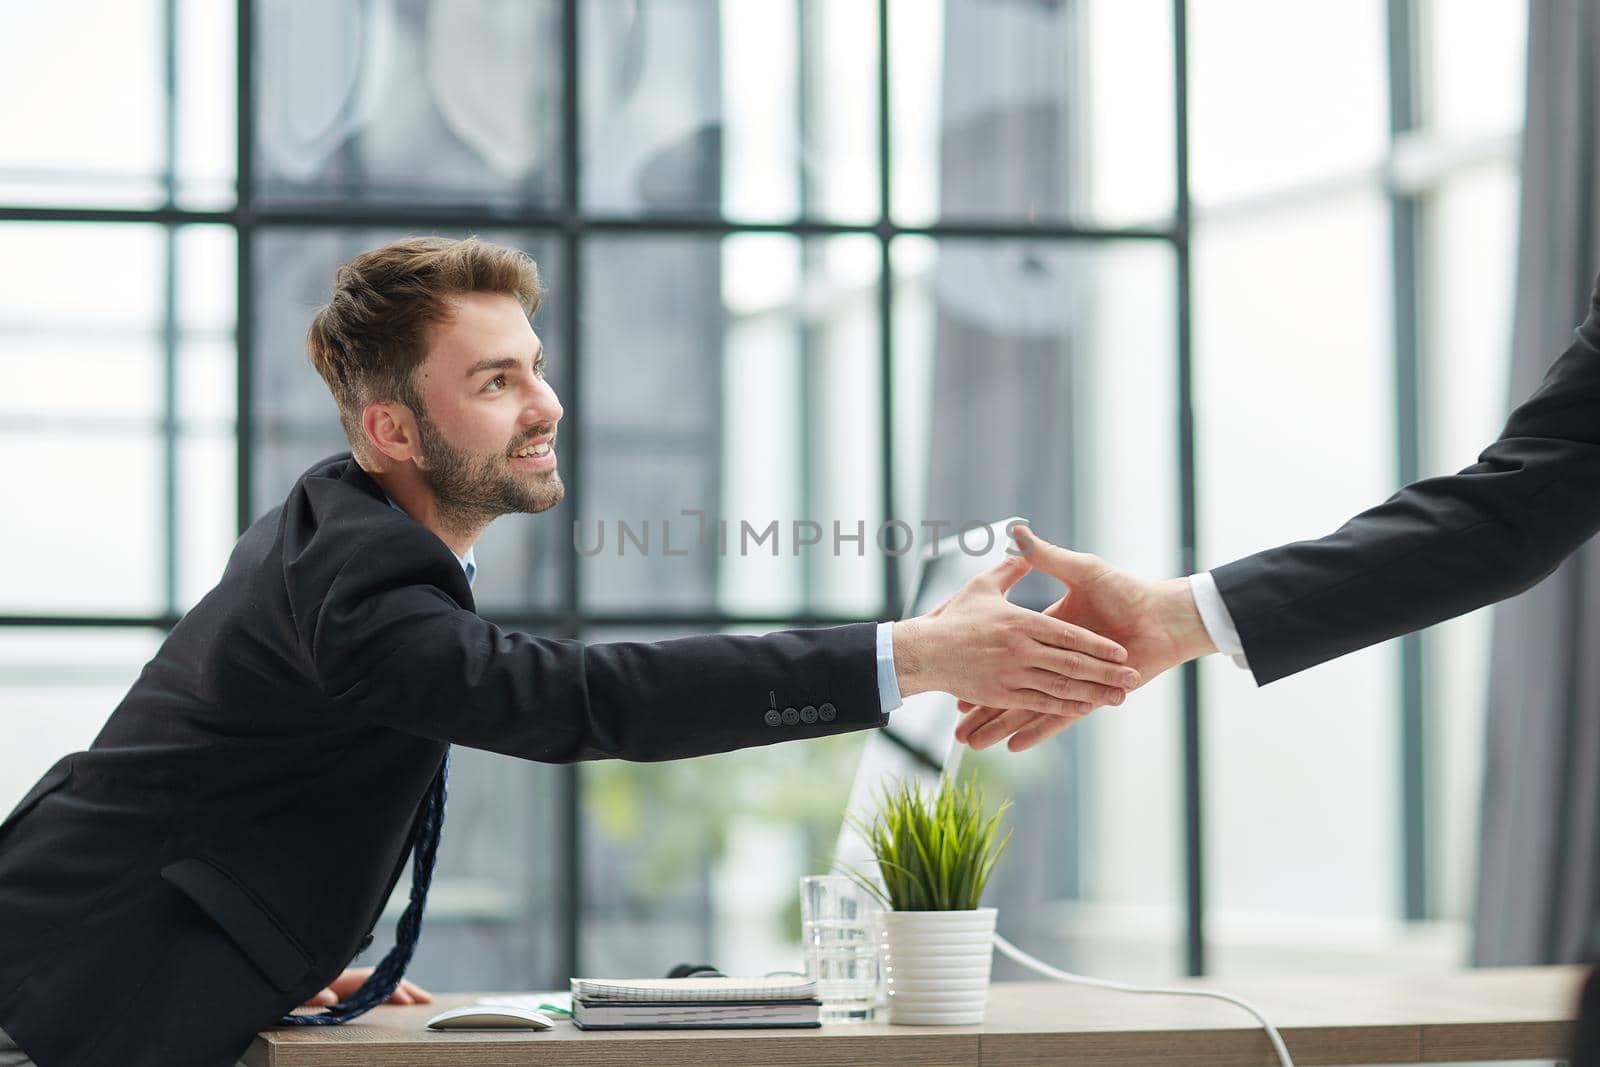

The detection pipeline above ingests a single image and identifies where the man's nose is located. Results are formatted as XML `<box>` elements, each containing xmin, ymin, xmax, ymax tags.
<box><xmin>526</xmin><ymin>376</ymin><xmax>563</xmax><ymax>424</ymax></box>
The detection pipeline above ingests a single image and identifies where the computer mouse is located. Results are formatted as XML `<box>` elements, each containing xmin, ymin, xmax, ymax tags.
<box><xmin>425</xmin><ymin>1004</ymin><xmax>556</xmax><ymax>1030</ymax></box>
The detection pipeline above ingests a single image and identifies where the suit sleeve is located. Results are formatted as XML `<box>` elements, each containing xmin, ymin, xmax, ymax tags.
<box><xmin>1212</xmin><ymin>290</ymin><xmax>1600</xmax><ymax>685</ymax></box>
<box><xmin>303</xmin><ymin>547</ymin><xmax>886</xmax><ymax>762</ymax></box>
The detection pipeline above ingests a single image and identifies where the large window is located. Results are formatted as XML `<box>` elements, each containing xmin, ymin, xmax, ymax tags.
<box><xmin>1190</xmin><ymin>0</ymin><xmax>1526</xmax><ymax>975</ymax></box>
<box><xmin>0</xmin><ymin>0</ymin><xmax>1526</xmax><ymax>988</ymax></box>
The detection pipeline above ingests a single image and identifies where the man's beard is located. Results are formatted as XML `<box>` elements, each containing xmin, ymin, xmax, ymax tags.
<box><xmin>414</xmin><ymin>409</ymin><xmax>565</xmax><ymax>535</ymax></box>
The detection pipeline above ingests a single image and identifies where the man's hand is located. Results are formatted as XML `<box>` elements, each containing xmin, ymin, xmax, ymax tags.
<box><xmin>301</xmin><ymin>967</ymin><xmax>433</xmax><ymax>1007</ymax></box>
<box><xmin>953</xmin><ymin>526</ymin><xmax>1214</xmax><ymax>752</ymax></box>
<box><xmin>894</xmin><ymin>550</ymin><xmax>1142</xmax><ymax>721</ymax></box>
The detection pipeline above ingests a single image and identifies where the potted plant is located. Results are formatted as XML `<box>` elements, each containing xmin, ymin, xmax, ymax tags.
<box><xmin>845</xmin><ymin>776</ymin><xmax>1012</xmax><ymax>1025</ymax></box>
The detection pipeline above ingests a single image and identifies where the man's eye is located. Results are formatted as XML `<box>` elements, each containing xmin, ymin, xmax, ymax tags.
<box><xmin>485</xmin><ymin>375</ymin><xmax>507</xmax><ymax>393</ymax></box>
<box><xmin>534</xmin><ymin>361</ymin><xmax>547</xmax><ymax>379</ymax></box>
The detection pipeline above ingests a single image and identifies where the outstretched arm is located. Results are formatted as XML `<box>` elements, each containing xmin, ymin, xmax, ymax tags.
<box><xmin>308</xmin><ymin>538</ymin><xmax>1139</xmax><ymax>763</ymax></box>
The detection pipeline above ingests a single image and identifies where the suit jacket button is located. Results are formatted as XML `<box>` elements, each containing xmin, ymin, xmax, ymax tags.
<box><xmin>781</xmin><ymin>707</ymin><xmax>800</xmax><ymax>725</ymax></box>
<box><xmin>358</xmin><ymin>933</ymin><xmax>375</xmax><ymax>952</ymax></box>
<box><xmin>818</xmin><ymin>702</ymin><xmax>836</xmax><ymax>722</ymax></box>
<box><xmin>764</xmin><ymin>709</ymin><xmax>782</xmax><ymax>727</ymax></box>
<box><xmin>800</xmin><ymin>705</ymin><xmax>818</xmax><ymax>724</ymax></box>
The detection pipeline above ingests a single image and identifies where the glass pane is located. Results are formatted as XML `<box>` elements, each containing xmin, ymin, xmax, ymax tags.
<box><xmin>889</xmin><ymin>0</ymin><xmax>1174</xmax><ymax>228</ymax></box>
<box><xmin>581</xmin><ymin>0</ymin><xmax>878</xmax><ymax>222</ymax></box>
<box><xmin>579</xmin><ymin>234</ymin><xmax>884</xmax><ymax>615</ymax></box>
<box><xmin>0</xmin><ymin>1</ymin><xmax>234</xmax><ymax>209</ymax></box>
<box><xmin>175</xmin><ymin>225</ymin><xmax>239</xmax><ymax>609</ymax></box>
<box><xmin>0</xmin><ymin>223</ymin><xmax>235</xmax><ymax>615</ymax></box>
<box><xmin>176</xmin><ymin>226</ymin><xmax>239</xmax><ymax>365</ymax></box>
<box><xmin>179</xmin><ymin>335</ymin><xmax>238</xmax><ymax>427</ymax></box>
<box><xmin>892</xmin><ymin>235</ymin><xmax>1184</xmax><ymax>979</ymax></box>
<box><xmin>577</xmin><ymin>624</ymin><xmax>871</xmax><ymax>977</ymax></box>
<box><xmin>1195</xmin><ymin>190</ymin><xmax>1402</xmax><ymax>966</ymax></box>
<box><xmin>0</xmin><ymin>2</ymin><xmax>165</xmax><ymax>207</ymax></box>
<box><xmin>0</xmin><ymin>433</ymin><xmax>163</xmax><ymax>615</ymax></box>
<box><xmin>0</xmin><ymin>630</ymin><xmax>163</xmax><ymax>812</ymax></box>
<box><xmin>178</xmin><ymin>435</ymin><xmax>238</xmax><ymax>610</ymax></box>
<box><xmin>253</xmin><ymin>0</ymin><xmax>564</xmax><ymax>208</ymax></box>
<box><xmin>1419</xmin><ymin>164</ymin><xmax>1519</xmax><ymax>924</ymax></box>
<box><xmin>176</xmin><ymin>0</ymin><xmax>239</xmax><ymax>209</ymax></box>
<box><xmin>0</xmin><ymin>224</ymin><xmax>165</xmax><ymax>614</ymax></box>
<box><xmin>1189</xmin><ymin>1</ymin><xmax>1388</xmax><ymax>206</ymax></box>
<box><xmin>0</xmin><ymin>224</ymin><xmax>164</xmax><ymax>420</ymax></box>
<box><xmin>251</xmin><ymin>228</ymin><xmax>568</xmax><ymax>613</ymax></box>
<box><xmin>1421</xmin><ymin>0</ymin><xmax>1526</xmax><ymax>138</ymax></box>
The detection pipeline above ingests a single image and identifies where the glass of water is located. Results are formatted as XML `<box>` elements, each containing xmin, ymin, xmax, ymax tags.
<box><xmin>799</xmin><ymin>874</ymin><xmax>880</xmax><ymax>1022</ymax></box>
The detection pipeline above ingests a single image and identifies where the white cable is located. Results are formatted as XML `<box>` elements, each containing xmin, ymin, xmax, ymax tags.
<box><xmin>992</xmin><ymin>933</ymin><xmax>1295</xmax><ymax>1067</ymax></box>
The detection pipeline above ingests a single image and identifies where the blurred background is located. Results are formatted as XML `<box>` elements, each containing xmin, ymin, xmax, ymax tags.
<box><xmin>2</xmin><ymin>0</ymin><xmax>1585</xmax><ymax>994</ymax></box>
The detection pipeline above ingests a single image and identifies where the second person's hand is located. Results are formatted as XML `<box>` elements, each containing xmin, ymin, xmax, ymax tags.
<box><xmin>893</xmin><ymin>550</ymin><xmax>1142</xmax><ymax>720</ymax></box>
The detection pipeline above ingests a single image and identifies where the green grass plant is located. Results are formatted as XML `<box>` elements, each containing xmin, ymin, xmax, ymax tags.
<box><xmin>844</xmin><ymin>775</ymin><xmax>1012</xmax><ymax>911</ymax></box>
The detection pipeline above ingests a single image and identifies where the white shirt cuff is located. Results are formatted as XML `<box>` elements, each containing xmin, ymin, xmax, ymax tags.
<box><xmin>875</xmin><ymin>621</ymin><xmax>903</xmax><ymax>714</ymax></box>
<box><xmin>1189</xmin><ymin>572</ymin><xmax>1250</xmax><ymax>670</ymax></box>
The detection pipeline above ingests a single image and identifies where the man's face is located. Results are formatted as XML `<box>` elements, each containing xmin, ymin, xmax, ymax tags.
<box><xmin>409</xmin><ymin>291</ymin><xmax>565</xmax><ymax>527</ymax></box>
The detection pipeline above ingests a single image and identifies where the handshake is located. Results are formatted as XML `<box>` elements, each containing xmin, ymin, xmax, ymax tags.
<box><xmin>895</xmin><ymin>525</ymin><xmax>1215</xmax><ymax>753</ymax></box>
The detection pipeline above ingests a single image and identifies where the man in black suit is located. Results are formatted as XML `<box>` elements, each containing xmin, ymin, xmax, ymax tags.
<box><xmin>954</xmin><ymin>274</ymin><xmax>1600</xmax><ymax>1062</ymax></box>
<box><xmin>0</xmin><ymin>237</ymin><xmax>1140</xmax><ymax>1067</ymax></box>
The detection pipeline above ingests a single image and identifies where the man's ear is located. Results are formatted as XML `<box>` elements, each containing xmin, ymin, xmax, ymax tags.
<box><xmin>361</xmin><ymin>401</ymin><xmax>421</xmax><ymax>464</ymax></box>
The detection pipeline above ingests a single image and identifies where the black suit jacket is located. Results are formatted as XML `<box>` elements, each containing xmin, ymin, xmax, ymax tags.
<box><xmin>1212</xmin><ymin>278</ymin><xmax>1600</xmax><ymax>1063</ymax></box>
<box><xmin>0</xmin><ymin>455</ymin><xmax>885</xmax><ymax>1067</ymax></box>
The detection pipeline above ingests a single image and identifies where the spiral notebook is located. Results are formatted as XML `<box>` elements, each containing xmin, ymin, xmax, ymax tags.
<box><xmin>570</xmin><ymin>976</ymin><xmax>817</xmax><ymax>1003</ymax></box>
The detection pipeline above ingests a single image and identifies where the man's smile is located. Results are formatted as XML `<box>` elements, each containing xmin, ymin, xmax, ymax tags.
<box><xmin>509</xmin><ymin>433</ymin><xmax>557</xmax><ymax>471</ymax></box>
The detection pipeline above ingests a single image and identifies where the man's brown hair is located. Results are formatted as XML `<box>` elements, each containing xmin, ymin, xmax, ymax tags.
<box><xmin>307</xmin><ymin>236</ymin><xmax>543</xmax><ymax>454</ymax></box>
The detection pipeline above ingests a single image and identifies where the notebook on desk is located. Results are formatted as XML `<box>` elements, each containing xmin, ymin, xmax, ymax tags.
<box><xmin>569</xmin><ymin>976</ymin><xmax>821</xmax><ymax>1030</ymax></box>
<box><xmin>570</xmin><ymin>998</ymin><xmax>821</xmax><ymax>1030</ymax></box>
<box><xmin>571</xmin><ymin>975</ymin><xmax>816</xmax><ymax>1001</ymax></box>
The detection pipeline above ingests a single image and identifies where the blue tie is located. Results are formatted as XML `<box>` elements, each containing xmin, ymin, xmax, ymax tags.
<box><xmin>277</xmin><ymin>749</ymin><xmax>449</xmax><ymax>1026</ymax></box>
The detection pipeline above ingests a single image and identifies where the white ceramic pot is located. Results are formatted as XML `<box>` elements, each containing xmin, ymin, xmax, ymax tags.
<box><xmin>878</xmin><ymin>907</ymin><xmax>997</xmax><ymax>1025</ymax></box>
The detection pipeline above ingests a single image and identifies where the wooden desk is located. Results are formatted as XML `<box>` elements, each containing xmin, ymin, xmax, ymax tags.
<box><xmin>243</xmin><ymin>966</ymin><xmax>1583</xmax><ymax>1067</ymax></box>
